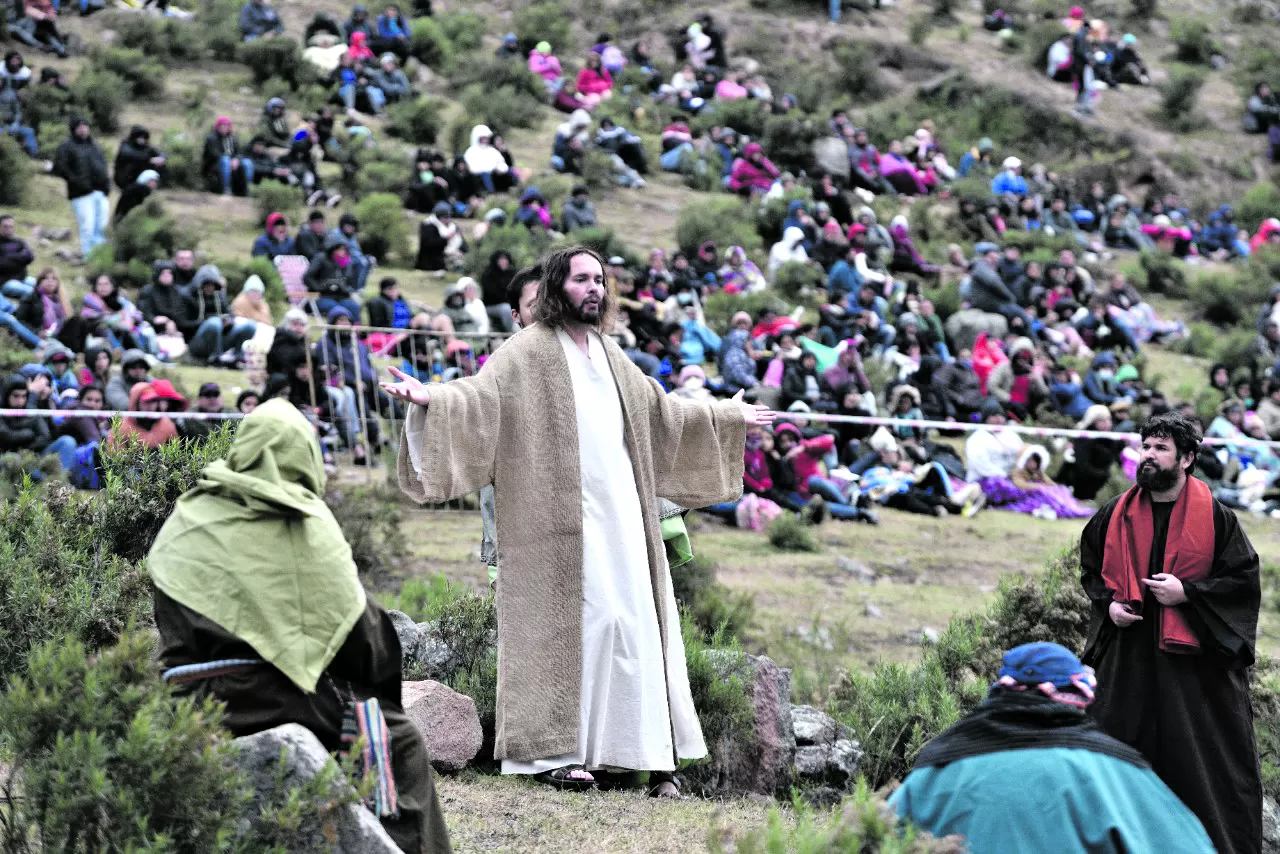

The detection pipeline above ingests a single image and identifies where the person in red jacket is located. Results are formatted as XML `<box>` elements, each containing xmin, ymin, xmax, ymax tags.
<box><xmin>774</xmin><ymin>422</ymin><xmax>873</xmax><ymax>522</ymax></box>
<box><xmin>728</xmin><ymin>142</ymin><xmax>779</xmax><ymax>198</ymax></box>
<box><xmin>575</xmin><ymin>51</ymin><xmax>613</xmax><ymax>108</ymax></box>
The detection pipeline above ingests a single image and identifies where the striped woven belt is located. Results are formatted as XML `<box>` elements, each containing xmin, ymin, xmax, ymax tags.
<box><xmin>162</xmin><ymin>658</ymin><xmax>262</xmax><ymax>685</ymax></box>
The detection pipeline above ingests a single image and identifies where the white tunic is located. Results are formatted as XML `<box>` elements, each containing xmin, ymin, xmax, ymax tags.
<box><xmin>500</xmin><ymin>330</ymin><xmax>706</xmax><ymax>774</ymax></box>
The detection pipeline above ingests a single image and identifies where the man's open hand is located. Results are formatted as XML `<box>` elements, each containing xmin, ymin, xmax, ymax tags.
<box><xmin>1109</xmin><ymin>601</ymin><xmax>1143</xmax><ymax>627</ymax></box>
<box><xmin>732</xmin><ymin>389</ymin><xmax>775</xmax><ymax>427</ymax></box>
<box><xmin>1142</xmin><ymin>573</ymin><xmax>1187</xmax><ymax>606</ymax></box>
<box><xmin>380</xmin><ymin>366</ymin><xmax>432</xmax><ymax>407</ymax></box>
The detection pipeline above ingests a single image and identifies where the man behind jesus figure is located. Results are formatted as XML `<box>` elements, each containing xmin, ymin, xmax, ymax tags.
<box><xmin>384</xmin><ymin>246</ymin><xmax>774</xmax><ymax>796</ymax></box>
<box><xmin>1080</xmin><ymin>411</ymin><xmax>1262</xmax><ymax>854</ymax></box>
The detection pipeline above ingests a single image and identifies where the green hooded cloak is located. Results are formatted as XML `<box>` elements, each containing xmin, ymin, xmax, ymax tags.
<box><xmin>148</xmin><ymin>398</ymin><xmax>366</xmax><ymax>694</ymax></box>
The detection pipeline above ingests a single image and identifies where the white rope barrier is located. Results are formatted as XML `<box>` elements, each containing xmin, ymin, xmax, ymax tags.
<box><xmin>778</xmin><ymin>411</ymin><xmax>1280</xmax><ymax>451</ymax></box>
<box><xmin>0</xmin><ymin>408</ymin><xmax>246</xmax><ymax>420</ymax></box>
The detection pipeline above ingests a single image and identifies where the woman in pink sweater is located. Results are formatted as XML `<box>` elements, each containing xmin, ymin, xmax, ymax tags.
<box><xmin>575</xmin><ymin>51</ymin><xmax>613</xmax><ymax>107</ymax></box>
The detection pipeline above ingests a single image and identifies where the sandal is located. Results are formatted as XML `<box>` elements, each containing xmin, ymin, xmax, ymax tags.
<box><xmin>534</xmin><ymin>765</ymin><xmax>596</xmax><ymax>792</ymax></box>
<box><xmin>647</xmin><ymin>771</ymin><xmax>685</xmax><ymax>800</ymax></box>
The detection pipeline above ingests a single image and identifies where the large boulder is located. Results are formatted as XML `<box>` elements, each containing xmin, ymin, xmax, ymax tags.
<box><xmin>386</xmin><ymin>610</ymin><xmax>457</xmax><ymax>680</ymax></box>
<box><xmin>790</xmin><ymin>704</ymin><xmax>863</xmax><ymax>800</ymax></box>
<box><xmin>812</xmin><ymin>136</ymin><xmax>851</xmax><ymax>181</ymax></box>
<box><xmin>944</xmin><ymin>308</ymin><xmax>1008</xmax><ymax>353</ymax></box>
<box><xmin>401</xmin><ymin>680</ymin><xmax>483</xmax><ymax>772</ymax></box>
<box><xmin>387</xmin><ymin>610</ymin><xmax>422</xmax><ymax>669</ymax></box>
<box><xmin>232</xmin><ymin>724</ymin><xmax>402</xmax><ymax>853</ymax></box>
<box><xmin>1264</xmin><ymin>796</ymin><xmax>1280</xmax><ymax>854</ymax></box>
<box><xmin>686</xmin><ymin>652</ymin><xmax>797</xmax><ymax>797</ymax></box>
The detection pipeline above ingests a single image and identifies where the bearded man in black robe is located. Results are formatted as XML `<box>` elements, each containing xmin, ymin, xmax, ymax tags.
<box><xmin>1080</xmin><ymin>411</ymin><xmax>1262</xmax><ymax>854</ymax></box>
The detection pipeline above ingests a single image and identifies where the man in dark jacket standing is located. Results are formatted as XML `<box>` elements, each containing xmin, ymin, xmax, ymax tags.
<box><xmin>113</xmin><ymin>124</ymin><xmax>166</xmax><ymax>190</ymax></box>
<box><xmin>0</xmin><ymin>214</ymin><xmax>35</xmax><ymax>299</ymax></box>
<box><xmin>52</xmin><ymin>116</ymin><xmax>111</xmax><ymax>256</ymax></box>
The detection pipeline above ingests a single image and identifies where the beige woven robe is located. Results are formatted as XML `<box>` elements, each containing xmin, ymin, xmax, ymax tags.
<box><xmin>397</xmin><ymin>323</ymin><xmax>746</xmax><ymax>763</ymax></box>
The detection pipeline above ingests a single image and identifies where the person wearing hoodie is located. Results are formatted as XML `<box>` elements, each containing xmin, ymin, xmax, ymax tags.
<box><xmin>137</xmin><ymin>261</ymin><xmax>197</xmax><ymax>342</ymax></box>
<box><xmin>967</xmin><ymin>243</ymin><xmax>1038</xmax><ymax>338</ymax></box>
<box><xmin>0</xmin><ymin>372</ymin><xmax>76</xmax><ymax>472</ymax></box>
<box><xmin>1046</xmin><ymin>363</ymin><xmax>1092</xmax><ymax>420</ymax></box>
<box><xmin>728</xmin><ymin>142</ymin><xmax>780</xmax><ymax>197</ymax></box>
<box><xmin>888</xmin><ymin>215</ymin><xmax>940</xmax><ymax>279</ymax></box>
<box><xmin>108</xmin><ymin>379</ymin><xmax>187</xmax><ymax>449</ymax></box>
<box><xmin>295</xmin><ymin>210</ymin><xmax>329</xmax><ymax>260</ymax></box>
<box><xmin>238</xmin><ymin>0</ymin><xmax>282</xmax><ymax>41</ymax></box>
<box><xmin>113</xmin><ymin>125</ymin><xmax>166</xmax><ymax>190</ymax></box>
<box><xmin>415</xmin><ymin>203</ymin><xmax>466</xmax><ymax>273</ymax></box>
<box><xmin>561</xmin><ymin>185</ymin><xmax>598</xmax><ymax>234</ymax></box>
<box><xmin>439</xmin><ymin>282</ymin><xmax>477</xmax><ymax>334</ymax></box>
<box><xmin>1082</xmin><ymin>351</ymin><xmax>1124</xmax><ymax>405</ymax></box>
<box><xmin>105</xmin><ymin>348</ymin><xmax>150</xmax><ymax>411</ymax></box>
<box><xmin>1057</xmin><ymin>404</ymin><xmax>1122</xmax><ymax>501</ymax></box>
<box><xmin>772</xmin><ymin>422</ymin><xmax>868</xmax><ymax>521</ymax></box>
<box><xmin>373</xmin><ymin>4</ymin><xmax>410</xmax><ymax>59</ymax></box>
<box><xmin>478</xmin><ymin>250</ymin><xmax>515</xmax><ymax>333</ymax></box>
<box><xmin>575</xmin><ymin>50</ymin><xmax>613</xmax><ymax>108</ymax></box>
<box><xmin>767</xmin><ymin>226</ymin><xmax>809</xmax><ymax>282</ymax></box>
<box><xmin>0</xmin><ymin>214</ymin><xmax>34</xmax><ymax>299</ymax></box>
<box><xmin>230</xmin><ymin>275</ymin><xmax>273</xmax><ymax>327</ymax></box>
<box><xmin>329</xmin><ymin>213</ymin><xmax>372</xmax><ymax>293</ymax></box>
<box><xmin>528</xmin><ymin>41</ymin><xmax>565</xmax><ymax>94</ymax></box>
<box><xmin>112</xmin><ymin>169</ymin><xmax>159</xmax><ymax>225</ymax></box>
<box><xmin>306</xmin><ymin>234</ymin><xmax>361</xmax><ymax>318</ymax></box>
<box><xmin>936</xmin><ymin>348</ymin><xmax>988</xmax><ymax>422</ymax></box>
<box><xmin>256</xmin><ymin>97</ymin><xmax>291</xmax><ymax>149</ymax></box>
<box><xmin>986</xmin><ymin>337</ymin><xmax>1049</xmax><ymax>419</ymax></box>
<box><xmin>202</xmin><ymin>116</ymin><xmax>253</xmax><ymax>196</ymax></box>
<box><xmin>52</xmin><ymin>116</ymin><xmax>111</xmax><ymax>256</ymax></box>
<box><xmin>551</xmin><ymin>109</ymin><xmax>591</xmax><ymax>175</ymax></box>
<box><xmin>371</xmin><ymin>52</ymin><xmax>412</xmax><ymax>103</ymax></box>
<box><xmin>461</xmin><ymin>124</ymin><xmax>509</xmax><ymax>195</ymax></box>
<box><xmin>313</xmin><ymin>305</ymin><xmax>392</xmax><ymax>457</ymax></box>
<box><xmin>187</xmin><ymin>265</ymin><xmax>257</xmax><ymax>366</ymax></box>
<box><xmin>251</xmin><ymin>211</ymin><xmax>297</xmax><ymax>260</ymax></box>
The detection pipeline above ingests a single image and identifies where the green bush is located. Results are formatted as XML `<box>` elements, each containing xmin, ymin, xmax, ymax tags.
<box><xmin>1156</xmin><ymin>67</ymin><xmax>1207</xmax><ymax>132</ymax></box>
<box><xmin>691</xmin><ymin>98</ymin><xmax>770</xmax><ymax>139</ymax></box>
<box><xmin>460</xmin><ymin>83</ymin><xmax>545</xmax><ymax>131</ymax></box>
<box><xmin>409</xmin><ymin>16</ymin><xmax>453</xmax><ymax>68</ymax></box>
<box><xmin>1025</xmin><ymin>20</ymin><xmax>1065</xmax><ymax>72</ymax></box>
<box><xmin>569</xmin><ymin>226</ymin><xmax>642</xmax><ymax>269</ymax></box>
<box><xmin>346</xmin><ymin>141</ymin><xmax>410</xmax><ymax>197</ymax></box>
<box><xmin>251</xmin><ymin>180</ymin><xmax>302</xmax><ymax>228</ymax></box>
<box><xmin>323</xmin><ymin>484</ymin><xmax>408</xmax><ymax>586</ymax></box>
<box><xmin>72</xmin><ymin>69</ymin><xmax>127</xmax><ymax>134</ymax></box>
<box><xmin>704</xmin><ymin>291</ymin><xmax>791</xmax><ymax>336</ymax></box>
<box><xmin>98</xmin><ymin>12</ymin><xmax>207</xmax><ymax>62</ymax></box>
<box><xmin>433</xmin><ymin>592</ymin><xmax>498</xmax><ymax>757</ymax></box>
<box><xmin>0</xmin><ymin>136</ymin><xmax>32</xmax><ymax>206</ymax></box>
<box><xmin>110</xmin><ymin>196</ymin><xmax>200</xmax><ymax>269</ymax></box>
<box><xmin>1238</xmin><ymin>181</ymin><xmax>1280</xmax><ymax>233</ymax></box>
<box><xmin>383</xmin><ymin>573</ymin><xmax>470</xmax><ymax>623</ymax></box>
<box><xmin>447</xmin><ymin>56</ymin><xmax>545</xmax><ymax>101</ymax></box>
<box><xmin>831</xmin><ymin>41</ymin><xmax>888</xmax><ymax>104</ymax></box>
<box><xmin>1169</xmin><ymin>320</ymin><xmax>1219</xmax><ymax>358</ymax></box>
<box><xmin>0</xmin><ymin>483</ymin><xmax>151</xmax><ymax>683</ymax></box>
<box><xmin>238</xmin><ymin>36</ymin><xmax>305</xmax><ymax>87</ymax></box>
<box><xmin>463</xmin><ymin>223</ymin><xmax>545</xmax><ymax>277</ymax></box>
<box><xmin>0</xmin><ymin>631</ymin><xmax>248</xmax><ymax>848</ymax></box>
<box><xmin>768</xmin><ymin>513</ymin><xmax>819</xmax><ymax>552</ymax></box>
<box><xmin>353</xmin><ymin>192</ymin><xmax>412</xmax><ymax>264</ymax></box>
<box><xmin>159</xmin><ymin>129</ymin><xmax>204</xmax><ymax>190</ymax></box>
<box><xmin>681</xmin><ymin>617</ymin><xmax>757</xmax><ymax>794</ymax></box>
<box><xmin>1169</xmin><ymin>16</ymin><xmax>1220</xmax><ymax>65</ymax></box>
<box><xmin>931</xmin><ymin>0</ymin><xmax>958</xmax><ymax>16</ymax></box>
<box><xmin>908</xmin><ymin>13</ymin><xmax>933</xmax><ymax>46</ymax></box>
<box><xmin>671</xmin><ymin>551</ymin><xmax>756</xmax><ymax>642</ymax></box>
<box><xmin>1188</xmin><ymin>268</ymin><xmax>1272</xmax><ymax>326</ymax></box>
<box><xmin>676</xmin><ymin>197</ymin><xmax>762</xmax><ymax>256</ymax></box>
<box><xmin>1138</xmin><ymin>250</ymin><xmax>1189</xmax><ymax>298</ymax></box>
<box><xmin>722</xmin><ymin>781</ymin><xmax>954</xmax><ymax>853</ymax></box>
<box><xmin>88</xmin><ymin>47</ymin><xmax>166</xmax><ymax>100</ymax></box>
<box><xmin>773</xmin><ymin>261</ymin><xmax>825</xmax><ymax>302</ymax></box>
<box><xmin>513</xmin><ymin>1</ymin><xmax>574</xmax><ymax>58</ymax></box>
<box><xmin>198</xmin><ymin>0</ymin><xmax>242</xmax><ymax>61</ymax></box>
<box><xmin>436</xmin><ymin>9</ymin><xmax>486</xmax><ymax>52</ymax></box>
<box><xmin>384</xmin><ymin>97</ymin><xmax>447</xmax><ymax>146</ymax></box>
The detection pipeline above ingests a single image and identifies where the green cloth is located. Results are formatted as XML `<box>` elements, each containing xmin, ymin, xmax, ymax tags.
<box><xmin>661</xmin><ymin>514</ymin><xmax>692</xmax><ymax>569</ymax></box>
<box><xmin>799</xmin><ymin>336</ymin><xmax>839</xmax><ymax>373</ymax></box>
<box><xmin>148</xmin><ymin>399</ymin><xmax>366</xmax><ymax>694</ymax></box>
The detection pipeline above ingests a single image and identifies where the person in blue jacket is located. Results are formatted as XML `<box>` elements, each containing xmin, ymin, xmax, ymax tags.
<box><xmin>990</xmin><ymin>155</ymin><xmax>1028</xmax><ymax>198</ymax></box>
<box><xmin>890</xmin><ymin>642</ymin><xmax>1214</xmax><ymax>854</ymax></box>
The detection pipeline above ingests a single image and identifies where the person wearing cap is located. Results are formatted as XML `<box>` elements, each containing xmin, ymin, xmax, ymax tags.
<box><xmin>891</xmin><ymin>641</ymin><xmax>1213</xmax><ymax>853</ymax></box>
<box><xmin>202</xmin><ymin>116</ymin><xmax>252</xmax><ymax>196</ymax></box>
<box><xmin>495</xmin><ymin>31</ymin><xmax>520</xmax><ymax>59</ymax></box>
<box><xmin>177</xmin><ymin>382</ymin><xmax>231</xmax><ymax>444</ymax></box>
<box><xmin>230</xmin><ymin>275</ymin><xmax>274</xmax><ymax>327</ymax></box>
<box><xmin>251</xmin><ymin>212</ymin><xmax>296</xmax><ymax>260</ymax></box>
<box><xmin>112</xmin><ymin>169</ymin><xmax>160</xmax><ymax>226</ymax></box>
<box><xmin>1113</xmin><ymin>33</ymin><xmax>1149</xmax><ymax>86</ymax></box>
<box><xmin>371</xmin><ymin>52</ymin><xmax>412</xmax><ymax>104</ymax></box>
<box><xmin>1080</xmin><ymin>411</ymin><xmax>1262</xmax><ymax>854</ymax></box>
<box><xmin>52</xmin><ymin>116</ymin><xmax>111</xmax><ymax>255</ymax></box>
<box><xmin>991</xmin><ymin>156</ymin><xmax>1028</xmax><ymax>198</ymax></box>
<box><xmin>294</xmin><ymin>211</ymin><xmax>328</xmax><ymax>260</ymax></box>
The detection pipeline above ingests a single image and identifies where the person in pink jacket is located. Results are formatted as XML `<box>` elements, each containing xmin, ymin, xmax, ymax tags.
<box><xmin>528</xmin><ymin>41</ymin><xmax>563</xmax><ymax>95</ymax></box>
<box><xmin>728</xmin><ymin>142</ymin><xmax>779</xmax><ymax>197</ymax></box>
<box><xmin>575</xmin><ymin>51</ymin><xmax>613</xmax><ymax>107</ymax></box>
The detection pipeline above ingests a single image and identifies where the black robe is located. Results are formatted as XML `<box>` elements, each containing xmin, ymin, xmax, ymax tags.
<box><xmin>1080</xmin><ymin>487</ymin><xmax>1262</xmax><ymax>854</ymax></box>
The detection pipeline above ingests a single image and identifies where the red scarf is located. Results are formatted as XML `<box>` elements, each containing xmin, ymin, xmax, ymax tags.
<box><xmin>1101</xmin><ymin>478</ymin><xmax>1214</xmax><ymax>654</ymax></box>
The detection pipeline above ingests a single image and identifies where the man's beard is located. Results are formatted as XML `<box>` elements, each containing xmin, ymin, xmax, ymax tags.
<box><xmin>1136</xmin><ymin>460</ymin><xmax>1180</xmax><ymax>492</ymax></box>
<box><xmin>573</xmin><ymin>296</ymin><xmax>602</xmax><ymax>325</ymax></box>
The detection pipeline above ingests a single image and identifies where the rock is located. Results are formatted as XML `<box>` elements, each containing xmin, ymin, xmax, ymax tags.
<box><xmin>44</xmin><ymin>227</ymin><xmax>71</xmax><ymax>242</ymax></box>
<box><xmin>863</xmin><ymin>602</ymin><xmax>884</xmax><ymax>619</ymax></box>
<box><xmin>401</xmin><ymin>680</ymin><xmax>482</xmax><ymax>772</ymax></box>
<box><xmin>793</xmin><ymin>739</ymin><xmax>863</xmax><ymax>788</ymax></box>
<box><xmin>791</xmin><ymin>705</ymin><xmax>852</xmax><ymax>746</ymax></box>
<box><xmin>53</xmin><ymin>247</ymin><xmax>80</xmax><ymax>263</ymax></box>
<box><xmin>232</xmin><ymin>724</ymin><xmax>401</xmax><ymax>852</ymax></box>
<box><xmin>812</xmin><ymin>137</ymin><xmax>851</xmax><ymax>181</ymax></box>
<box><xmin>1263</xmin><ymin>796</ymin><xmax>1280</xmax><ymax>853</ymax></box>
<box><xmin>387</xmin><ymin>610</ymin><xmax>422</xmax><ymax>670</ymax></box>
<box><xmin>836</xmin><ymin>557</ymin><xmax>877</xmax><ymax>583</ymax></box>
<box><xmin>413</xmin><ymin>621</ymin><xmax>459</xmax><ymax>679</ymax></box>
<box><xmin>690</xmin><ymin>651</ymin><xmax>796</xmax><ymax>797</ymax></box>
<box><xmin>944</xmin><ymin>308</ymin><xmax>1008</xmax><ymax>353</ymax></box>
<box><xmin>922</xmin><ymin>626</ymin><xmax>941</xmax><ymax>644</ymax></box>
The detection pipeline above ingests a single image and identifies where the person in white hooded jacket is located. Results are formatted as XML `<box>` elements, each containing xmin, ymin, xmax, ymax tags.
<box><xmin>767</xmin><ymin>226</ymin><xmax>809</xmax><ymax>282</ymax></box>
<box><xmin>462</xmin><ymin>124</ymin><xmax>509</xmax><ymax>195</ymax></box>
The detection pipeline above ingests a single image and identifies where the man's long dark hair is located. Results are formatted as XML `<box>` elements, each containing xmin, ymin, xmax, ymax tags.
<box><xmin>1140</xmin><ymin>411</ymin><xmax>1202</xmax><ymax>475</ymax></box>
<box><xmin>533</xmin><ymin>246</ymin><xmax>615</xmax><ymax>331</ymax></box>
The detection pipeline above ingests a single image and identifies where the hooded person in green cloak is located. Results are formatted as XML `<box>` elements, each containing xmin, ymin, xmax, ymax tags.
<box><xmin>149</xmin><ymin>398</ymin><xmax>451</xmax><ymax>854</ymax></box>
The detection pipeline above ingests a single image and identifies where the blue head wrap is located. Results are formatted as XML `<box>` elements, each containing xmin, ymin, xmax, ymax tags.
<box><xmin>994</xmin><ymin>642</ymin><xmax>1096</xmax><ymax>708</ymax></box>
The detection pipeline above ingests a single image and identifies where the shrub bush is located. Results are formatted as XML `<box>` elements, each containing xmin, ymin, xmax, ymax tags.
<box><xmin>768</xmin><ymin>513</ymin><xmax>819</xmax><ymax>552</ymax></box>
<box><xmin>322</xmin><ymin>484</ymin><xmax>407</xmax><ymax>585</ymax></box>
<box><xmin>110</xmin><ymin>196</ymin><xmax>200</xmax><ymax>269</ymax></box>
<box><xmin>238</xmin><ymin>36</ymin><xmax>305</xmax><ymax>87</ymax></box>
<box><xmin>721</xmin><ymin>781</ymin><xmax>953</xmax><ymax>853</ymax></box>
<box><xmin>704</xmin><ymin>290</ymin><xmax>791</xmax><ymax>335</ymax></box>
<box><xmin>382</xmin><ymin>573</ymin><xmax>469</xmax><ymax>623</ymax></box>
<box><xmin>409</xmin><ymin>16</ymin><xmax>453</xmax><ymax>68</ymax></box>
<box><xmin>436</xmin><ymin>9</ymin><xmax>486</xmax><ymax>52</ymax></box>
<box><xmin>773</xmin><ymin>261</ymin><xmax>825</xmax><ymax>303</ymax></box>
<box><xmin>159</xmin><ymin>129</ymin><xmax>204</xmax><ymax>190</ymax></box>
<box><xmin>513</xmin><ymin>1</ymin><xmax>574</xmax><ymax>58</ymax></box>
<box><xmin>1189</xmin><ymin>268</ymin><xmax>1273</xmax><ymax>326</ymax></box>
<box><xmin>691</xmin><ymin>98</ymin><xmax>770</xmax><ymax>140</ymax></box>
<box><xmin>0</xmin><ymin>136</ymin><xmax>32</xmax><ymax>205</ymax></box>
<box><xmin>88</xmin><ymin>47</ymin><xmax>166</xmax><ymax>99</ymax></box>
<box><xmin>908</xmin><ymin>13</ymin><xmax>933</xmax><ymax>46</ymax></box>
<box><xmin>1170</xmin><ymin>16</ymin><xmax>1219</xmax><ymax>65</ymax></box>
<box><xmin>353</xmin><ymin>192</ymin><xmax>411</xmax><ymax>263</ymax></box>
<box><xmin>463</xmin><ymin>223</ymin><xmax>546</xmax><ymax>278</ymax></box>
<box><xmin>1156</xmin><ymin>67</ymin><xmax>1207</xmax><ymax>132</ymax></box>
<box><xmin>432</xmin><ymin>592</ymin><xmax>498</xmax><ymax>756</ymax></box>
<box><xmin>681</xmin><ymin>617</ymin><xmax>757</xmax><ymax>791</ymax></box>
<box><xmin>251</xmin><ymin>179</ymin><xmax>302</xmax><ymax>228</ymax></box>
<box><xmin>676</xmin><ymin>197</ymin><xmax>762</xmax><ymax>256</ymax></box>
<box><xmin>72</xmin><ymin>69</ymin><xmax>127</xmax><ymax>134</ymax></box>
<box><xmin>671</xmin><ymin>552</ymin><xmax>756</xmax><ymax>642</ymax></box>
<box><xmin>460</xmin><ymin>83</ymin><xmax>544</xmax><ymax>131</ymax></box>
<box><xmin>384</xmin><ymin>97</ymin><xmax>446</xmax><ymax>146</ymax></box>
<box><xmin>1238</xmin><ymin>181</ymin><xmax>1280</xmax><ymax>233</ymax></box>
<box><xmin>347</xmin><ymin>141</ymin><xmax>410</xmax><ymax>197</ymax></box>
<box><xmin>1025</xmin><ymin>20</ymin><xmax>1065</xmax><ymax>72</ymax></box>
<box><xmin>99</xmin><ymin>12</ymin><xmax>206</xmax><ymax>62</ymax></box>
<box><xmin>831</xmin><ymin>41</ymin><xmax>888</xmax><ymax>104</ymax></box>
<box><xmin>197</xmin><ymin>0</ymin><xmax>242</xmax><ymax>60</ymax></box>
<box><xmin>446</xmin><ymin>57</ymin><xmax>545</xmax><ymax>101</ymax></box>
<box><xmin>1138</xmin><ymin>250</ymin><xmax>1189</xmax><ymax>297</ymax></box>
<box><xmin>569</xmin><ymin>226</ymin><xmax>642</xmax><ymax>268</ymax></box>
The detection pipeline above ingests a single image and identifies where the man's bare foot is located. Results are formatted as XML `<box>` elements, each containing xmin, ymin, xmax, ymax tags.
<box><xmin>534</xmin><ymin>765</ymin><xmax>595</xmax><ymax>791</ymax></box>
<box><xmin>651</xmin><ymin>781</ymin><xmax>680</xmax><ymax>798</ymax></box>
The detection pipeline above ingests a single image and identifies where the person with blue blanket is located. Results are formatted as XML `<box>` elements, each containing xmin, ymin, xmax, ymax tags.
<box><xmin>890</xmin><ymin>641</ymin><xmax>1214</xmax><ymax>854</ymax></box>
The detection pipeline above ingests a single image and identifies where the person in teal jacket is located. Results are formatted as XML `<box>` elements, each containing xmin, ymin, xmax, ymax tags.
<box><xmin>889</xmin><ymin>642</ymin><xmax>1213</xmax><ymax>854</ymax></box>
